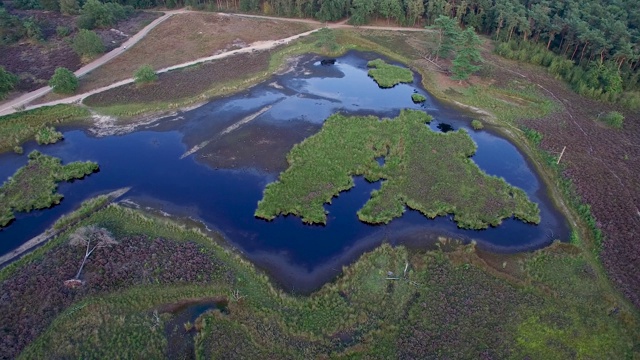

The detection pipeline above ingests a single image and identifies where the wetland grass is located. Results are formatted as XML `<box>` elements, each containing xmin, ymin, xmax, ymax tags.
<box><xmin>0</xmin><ymin>151</ymin><xmax>98</xmax><ymax>227</ymax></box>
<box><xmin>367</xmin><ymin>59</ymin><xmax>414</xmax><ymax>88</ymax></box>
<box><xmin>255</xmin><ymin>109</ymin><xmax>540</xmax><ymax>229</ymax></box>
<box><xmin>9</xmin><ymin>204</ymin><xmax>637</xmax><ymax>359</ymax></box>
<box><xmin>0</xmin><ymin>105</ymin><xmax>90</xmax><ymax>153</ymax></box>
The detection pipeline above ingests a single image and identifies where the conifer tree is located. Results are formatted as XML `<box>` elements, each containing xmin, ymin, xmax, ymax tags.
<box><xmin>433</xmin><ymin>15</ymin><xmax>460</xmax><ymax>60</ymax></box>
<box><xmin>451</xmin><ymin>27</ymin><xmax>483</xmax><ymax>81</ymax></box>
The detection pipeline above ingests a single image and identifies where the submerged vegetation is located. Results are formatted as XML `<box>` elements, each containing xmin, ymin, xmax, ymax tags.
<box><xmin>366</xmin><ymin>59</ymin><xmax>413</xmax><ymax>88</ymax></box>
<box><xmin>0</xmin><ymin>151</ymin><xmax>98</xmax><ymax>227</ymax></box>
<box><xmin>0</xmin><ymin>203</ymin><xmax>635</xmax><ymax>358</ymax></box>
<box><xmin>0</xmin><ymin>105</ymin><xmax>90</xmax><ymax>153</ymax></box>
<box><xmin>256</xmin><ymin>110</ymin><xmax>539</xmax><ymax>229</ymax></box>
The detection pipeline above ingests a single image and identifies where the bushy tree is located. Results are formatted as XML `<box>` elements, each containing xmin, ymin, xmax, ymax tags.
<box><xmin>77</xmin><ymin>0</ymin><xmax>132</xmax><ymax>29</ymax></box>
<box><xmin>315</xmin><ymin>28</ymin><xmax>338</xmax><ymax>51</ymax></box>
<box><xmin>13</xmin><ymin>0</ymin><xmax>40</xmax><ymax>10</ymax></box>
<box><xmin>432</xmin><ymin>15</ymin><xmax>460</xmax><ymax>60</ymax></box>
<box><xmin>49</xmin><ymin>67</ymin><xmax>78</xmax><ymax>94</ymax></box>
<box><xmin>451</xmin><ymin>27</ymin><xmax>483</xmax><ymax>81</ymax></box>
<box><xmin>0</xmin><ymin>66</ymin><xmax>18</xmax><ymax>99</ymax></box>
<box><xmin>134</xmin><ymin>64</ymin><xmax>157</xmax><ymax>84</ymax></box>
<box><xmin>60</xmin><ymin>0</ymin><xmax>80</xmax><ymax>15</ymax></box>
<box><xmin>349</xmin><ymin>0</ymin><xmax>376</xmax><ymax>25</ymax></box>
<box><xmin>239</xmin><ymin>0</ymin><xmax>260</xmax><ymax>11</ymax></box>
<box><xmin>0</xmin><ymin>8</ymin><xmax>26</xmax><ymax>45</ymax></box>
<box><xmin>23</xmin><ymin>18</ymin><xmax>42</xmax><ymax>41</ymax></box>
<box><xmin>72</xmin><ymin>29</ymin><xmax>105</xmax><ymax>60</ymax></box>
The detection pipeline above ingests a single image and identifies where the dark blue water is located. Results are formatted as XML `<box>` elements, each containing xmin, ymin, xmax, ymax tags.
<box><xmin>0</xmin><ymin>51</ymin><xmax>569</xmax><ymax>291</ymax></box>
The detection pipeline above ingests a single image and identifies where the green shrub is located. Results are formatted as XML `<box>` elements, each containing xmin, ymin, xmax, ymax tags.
<box><xmin>0</xmin><ymin>150</ymin><xmax>98</xmax><ymax>227</ymax></box>
<box><xmin>315</xmin><ymin>28</ymin><xmax>338</xmax><ymax>51</ymax></box>
<box><xmin>60</xmin><ymin>0</ymin><xmax>80</xmax><ymax>15</ymax></box>
<box><xmin>78</xmin><ymin>0</ymin><xmax>131</xmax><ymax>29</ymax></box>
<box><xmin>72</xmin><ymin>29</ymin><xmax>104</xmax><ymax>60</ymax></box>
<box><xmin>471</xmin><ymin>119</ymin><xmax>483</xmax><ymax>130</ymax></box>
<box><xmin>411</xmin><ymin>93</ymin><xmax>426</xmax><ymax>103</ymax></box>
<box><xmin>133</xmin><ymin>64</ymin><xmax>157</xmax><ymax>84</ymax></box>
<box><xmin>76</xmin><ymin>14</ymin><xmax>96</xmax><ymax>30</ymax></box>
<box><xmin>598</xmin><ymin>111</ymin><xmax>624</xmax><ymax>129</ymax></box>
<box><xmin>0</xmin><ymin>66</ymin><xmax>19</xmax><ymax>99</ymax></box>
<box><xmin>49</xmin><ymin>68</ymin><xmax>78</xmax><ymax>94</ymax></box>
<box><xmin>56</xmin><ymin>26</ymin><xmax>71</xmax><ymax>37</ymax></box>
<box><xmin>13</xmin><ymin>146</ymin><xmax>24</xmax><ymax>155</ymax></box>
<box><xmin>23</xmin><ymin>18</ymin><xmax>42</xmax><ymax>41</ymax></box>
<box><xmin>523</xmin><ymin>127</ymin><xmax>543</xmax><ymax>145</ymax></box>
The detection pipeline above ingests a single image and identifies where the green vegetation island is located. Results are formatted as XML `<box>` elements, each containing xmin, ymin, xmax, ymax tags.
<box><xmin>0</xmin><ymin>151</ymin><xmax>98</xmax><ymax>227</ymax></box>
<box><xmin>256</xmin><ymin>110</ymin><xmax>539</xmax><ymax>229</ymax></box>
<box><xmin>367</xmin><ymin>59</ymin><xmax>414</xmax><ymax>88</ymax></box>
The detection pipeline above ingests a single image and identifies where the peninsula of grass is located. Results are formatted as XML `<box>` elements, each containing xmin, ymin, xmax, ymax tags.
<box><xmin>367</xmin><ymin>58</ymin><xmax>413</xmax><ymax>88</ymax></box>
<box><xmin>4</xmin><ymin>203</ymin><xmax>636</xmax><ymax>358</ymax></box>
<box><xmin>411</xmin><ymin>93</ymin><xmax>426</xmax><ymax>103</ymax></box>
<box><xmin>0</xmin><ymin>105</ymin><xmax>90</xmax><ymax>153</ymax></box>
<box><xmin>35</xmin><ymin>126</ymin><xmax>64</xmax><ymax>145</ymax></box>
<box><xmin>0</xmin><ymin>151</ymin><xmax>98</xmax><ymax>227</ymax></box>
<box><xmin>255</xmin><ymin>109</ymin><xmax>540</xmax><ymax>229</ymax></box>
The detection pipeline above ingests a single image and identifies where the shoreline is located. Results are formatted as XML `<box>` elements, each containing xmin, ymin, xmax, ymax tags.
<box><xmin>0</xmin><ymin>187</ymin><xmax>130</xmax><ymax>268</ymax></box>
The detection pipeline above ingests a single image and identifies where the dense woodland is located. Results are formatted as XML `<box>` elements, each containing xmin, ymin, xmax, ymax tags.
<box><xmin>1</xmin><ymin>0</ymin><xmax>639</xmax><ymax>105</ymax></box>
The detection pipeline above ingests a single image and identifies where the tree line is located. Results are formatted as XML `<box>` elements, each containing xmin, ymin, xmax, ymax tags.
<box><xmin>2</xmin><ymin>0</ymin><xmax>639</xmax><ymax>106</ymax></box>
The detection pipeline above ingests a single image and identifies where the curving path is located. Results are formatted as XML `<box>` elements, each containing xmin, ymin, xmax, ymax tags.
<box><xmin>0</xmin><ymin>9</ymin><xmax>187</xmax><ymax>116</ymax></box>
<box><xmin>0</xmin><ymin>11</ymin><xmax>430</xmax><ymax>116</ymax></box>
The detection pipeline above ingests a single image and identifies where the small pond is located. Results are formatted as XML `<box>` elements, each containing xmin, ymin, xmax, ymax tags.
<box><xmin>0</xmin><ymin>51</ymin><xmax>570</xmax><ymax>293</ymax></box>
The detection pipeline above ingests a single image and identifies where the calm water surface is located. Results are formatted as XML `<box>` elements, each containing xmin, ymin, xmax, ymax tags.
<box><xmin>0</xmin><ymin>51</ymin><xmax>570</xmax><ymax>292</ymax></box>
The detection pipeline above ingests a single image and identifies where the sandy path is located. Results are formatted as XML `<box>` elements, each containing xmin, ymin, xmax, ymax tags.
<box><xmin>0</xmin><ymin>11</ymin><xmax>432</xmax><ymax>116</ymax></box>
<box><xmin>10</xmin><ymin>27</ymin><xmax>323</xmax><ymax>112</ymax></box>
<box><xmin>0</xmin><ymin>10</ymin><xmax>187</xmax><ymax>116</ymax></box>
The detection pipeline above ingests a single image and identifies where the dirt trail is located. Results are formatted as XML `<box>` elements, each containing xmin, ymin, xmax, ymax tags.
<box><xmin>0</xmin><ymin>10</ymin><xmax>188</xmax><ymax>116</ymax></box>
<box><xmin>0</xmin><ymin>11</ymin><xmax>432</xmax><ymax>116</ymax></box>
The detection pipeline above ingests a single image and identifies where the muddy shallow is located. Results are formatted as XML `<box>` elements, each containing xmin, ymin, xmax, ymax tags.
<box><xmin>0</xmin><ymin>51</ymin><xmax>570</xmax><ymax>293</ymax></box>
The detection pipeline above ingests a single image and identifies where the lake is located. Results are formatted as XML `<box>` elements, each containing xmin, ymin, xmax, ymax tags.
<box><xmin>0</xmin><ymin>51</ymin><xmax>570</xmax><ymax>293</ymax></box>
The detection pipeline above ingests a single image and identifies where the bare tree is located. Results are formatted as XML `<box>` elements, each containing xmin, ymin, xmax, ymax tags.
<box><xmin>67</xmin><ymin>226</ymin><xmax>117</xmax><ymax>283</ymax></box>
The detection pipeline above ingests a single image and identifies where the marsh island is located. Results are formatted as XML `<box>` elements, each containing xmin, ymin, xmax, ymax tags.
<box><xmin>256</xmin><ymin>110</ymin><xmax>540</xmax><ymax>228</ymax></box>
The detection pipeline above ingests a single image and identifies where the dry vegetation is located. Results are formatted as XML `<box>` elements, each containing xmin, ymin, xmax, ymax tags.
<box><xmin>84</xmin><ymin>51</ymin><xmax>270</xmax><ymax>108</ymax></box>
<box><xmin>0</xmin><ymin>10</ymin><xmax>160</xmax><ymax>94</ymax></box>
<box><xmin>74</xmin><ymin>13</ymin><xmax>315</xmax><ymax>93</ymax></box>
